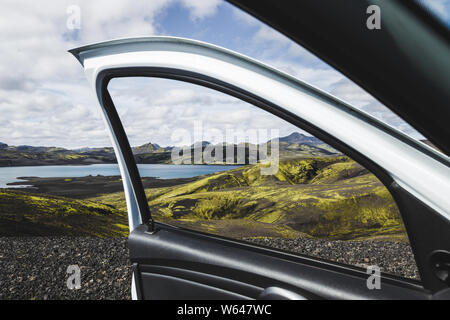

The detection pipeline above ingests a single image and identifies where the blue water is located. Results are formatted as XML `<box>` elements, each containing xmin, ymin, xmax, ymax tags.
<box><xmin>0</xmin><ymin>164</ymin><xmax>240</xmax><ymax>188</ymax></box>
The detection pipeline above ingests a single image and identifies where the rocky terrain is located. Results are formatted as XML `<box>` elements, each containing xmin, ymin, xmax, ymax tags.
<box><xmin>0</xmin><ymin>236</ymin><xmax>419</xmax><ymax>300</ymax></box>
<box><xmin>0</xmin><ymin>237</ymin><xmax>131</xmax><ymax>300</ymax></box>
<box><xmin>246</xmin><ymin>237</ymin><xmax>420</xmax><ymax>280</ymax></box>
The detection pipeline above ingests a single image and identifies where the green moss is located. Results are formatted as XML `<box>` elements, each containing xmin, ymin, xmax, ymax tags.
<box><xmin>85</xmin><ymin>155</ymin><xmax>407</xmax><ymax>242</ymax></box>
<box><xmin>256</xmin><ymin>210</ymin><xmax>285</xmax><ymax>223</ymax></box>
<box><xmin>114</xmin><ymin>223</ymin><xmax>129</xmax><ymax>230</ymax></box>
<box><xmin>0</xmin><ymin>189</ymin><xmax>128</xmax><ymax>237</ymax></box>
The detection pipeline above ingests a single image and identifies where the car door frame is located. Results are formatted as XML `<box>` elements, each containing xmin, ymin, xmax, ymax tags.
<box><xmin>70</xmin><ymin>37</ymin><xmax>450</xmax><ymax>298</ymax></box>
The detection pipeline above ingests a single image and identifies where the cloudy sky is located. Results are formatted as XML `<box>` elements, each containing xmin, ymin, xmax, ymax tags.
<box><xmin>0</xmin><ymin>0</ymin><xmax>448</xmax><ymax>149</ymax></box>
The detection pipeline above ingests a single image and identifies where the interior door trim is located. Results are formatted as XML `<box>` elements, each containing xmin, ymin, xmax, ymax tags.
<box><xmin>129</xmin><ymin>223</ymin><xmax>429</xmax><ymax>299</ymax></box>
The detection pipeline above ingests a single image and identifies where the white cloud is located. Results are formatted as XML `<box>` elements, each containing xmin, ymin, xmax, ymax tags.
<box><xmin>179</xmin><ymin>0</ymin><xmax>222</xmax><ymax>20</ymax></box>
<box><xmin>329</xmin><ymin>78</ymin><xmax>377</xmax><ymax>107</ymax></box>
<box><xmin>328</xmin><ymin>79</ymin><xmax>422</xmax><ymax>138</ymax></box>
<box><xmin>250</xmin><ymin>24</ymin><xmax>326</xmax><ymax>65</ymax></box>
<box><xmin>253</xmin><ymin>25</ymin><xmax>290</xmax><ymax>45</ymax></box>
<box><xmin>263</xmin><ymin>59</ymin><xmax>344</xmax><ymax>91</ymax></box>
<box><xmin>231</xmin><ymin>6</ymin><xmax>260</xmax><ymax>26</ymax></box>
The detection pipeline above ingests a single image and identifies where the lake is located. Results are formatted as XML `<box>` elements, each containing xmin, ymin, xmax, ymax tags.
<box><xmin>0</xmin><ymin>164</ymin><xmax>241</xmax><ymax>188</ymax></box>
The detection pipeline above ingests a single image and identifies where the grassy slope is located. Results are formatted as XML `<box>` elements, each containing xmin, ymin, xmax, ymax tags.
<box><xmin>90</xmin><ymin>156</ymin><xmax>408</xmax><ymax>241</ymax></box>
<box><xmin>0</xmin><ymin>189</ymin><xmax>128</xmax><ymax>237</ymax></box>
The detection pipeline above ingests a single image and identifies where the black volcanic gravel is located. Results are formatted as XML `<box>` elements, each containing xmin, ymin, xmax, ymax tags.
<box><xmin>0</xmin><ymin>237</ymin><xmax>419</xmax><ymax>300</ymax></box>
<box><xmin>245</xmin><ymin>238</ymin><xmax>420</xmax><ymax>280</ymax></box>
<box><xmin>0</xmin><ymin>237</ymin><xmax>131</xmax><ymax>300</ymax></box>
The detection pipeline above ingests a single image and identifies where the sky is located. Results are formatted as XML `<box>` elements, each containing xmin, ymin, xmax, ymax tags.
<box><xmin>0</xmin><ymin>0</ymin><xmax>448</xmax><ymax>149</ymax></box>
<box><xmin>109</xmin><ymin>77</ymin><xmax>300</xmax><ymax>147</ymax></box>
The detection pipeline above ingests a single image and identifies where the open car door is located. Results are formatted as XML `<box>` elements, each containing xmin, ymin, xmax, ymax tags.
<box><xmin>69</xmin><ymin>36</ymin><xmax>450</xmax><ymax>300</ymax></box>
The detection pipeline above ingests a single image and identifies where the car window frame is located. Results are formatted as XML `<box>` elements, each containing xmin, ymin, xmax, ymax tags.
<box><xmin>71</xmin><ymin>37</ymin><xmax>450</xmax><ymax>292</ymax></box>
<box><xmin>100</xmin><ymin>68</ymin><xmax>423</xmax><ymax>283</ymax></box>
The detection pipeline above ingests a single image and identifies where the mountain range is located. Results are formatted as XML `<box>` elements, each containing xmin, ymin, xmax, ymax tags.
<box><xmin>0</xmin><ymin>132</ymin><xmax>337</xmax><ymax>167</ymax></box>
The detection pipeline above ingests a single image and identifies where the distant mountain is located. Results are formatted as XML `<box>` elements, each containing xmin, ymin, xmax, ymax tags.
<box><xmin>271</xmin><ymin>132</ymin><xmax>338</xmax><ymax>157</ymax></box>
<box><xmin>12</xmin><ymin>145</ymin><xmax>68</xmax><ymax>153</ymax></box>
<box><xmin>74</xmin><ymin>147</ymin><xmax>114</xmax><ymax>154</ymax></box>
<box><xmin>15</xmin><ymin>145</ymin><xmax>40</xmax><ymax>152</ymax></box>
<box><xmin>0</xmin><ymin>142</ymin><xmax>8</xmax><ymax>149</ymax></box>
<box><xmin>132</xmin><ymin>142</ymin><xmax>161</xmax><ymax>155</ymax></box>
<box><xmin>190</xmin><ymin>141</ymin><xmax>211</xmax><ymax>148</ymax></box>
<box><xmin>278</xmin><ymin>132</ymin><xmax>323</xmax><ymax>146</ymax></box>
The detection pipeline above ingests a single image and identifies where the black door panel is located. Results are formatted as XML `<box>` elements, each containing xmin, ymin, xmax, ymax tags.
<box><xmin>140</xmin><ymin>273</ymin><xmax>252</xmax><ymax>300</ymax></box>
<box><xmin>129</xmin><ymin>224</ymin><xmax>428</xmax><ymax>300</ymax></box>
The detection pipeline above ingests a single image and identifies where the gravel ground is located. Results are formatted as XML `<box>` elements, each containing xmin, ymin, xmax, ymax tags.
<box><xmin>0</xmin><ymin>237</ymin><xmax>131</xmax><ymax>300</ymax></box>
<box><xmin>246</xmin><ymin>238</ymin><xmax>420</xmax><ymax>280</ymax></box>
<box><xmin>0</xmin><ymin>237</ymin><xmax>419</xmax><ymax>300</ymax></box>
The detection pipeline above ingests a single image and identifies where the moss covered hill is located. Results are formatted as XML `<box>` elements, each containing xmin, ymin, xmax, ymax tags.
<box><xmin>0</xmin><ymin>145</ymin><xmax>116</xmax><ymax>167</ymax></box>
<box><xmin>91</xmin><ymin>156</ymin><xmax>408</xmax><ymax>241</ymax></box>
<box><xmin>0</xmin><ymin>189</ymin><xmax>128</xmax><ymax>237</ymax></box>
